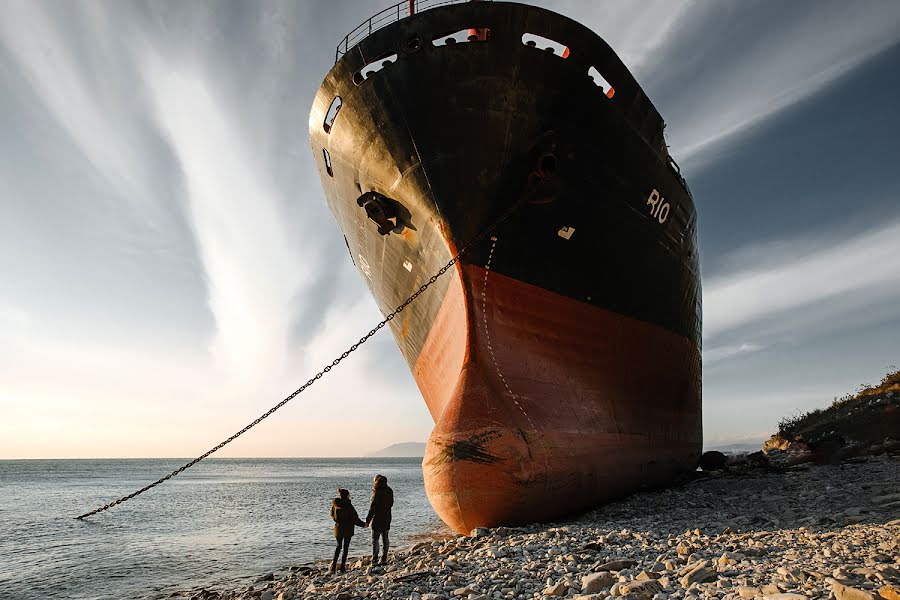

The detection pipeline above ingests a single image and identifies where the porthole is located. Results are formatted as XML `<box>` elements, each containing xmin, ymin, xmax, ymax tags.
<box><xmin>323</xmin><ymin>96</ymin><xmax>342</xmax><ymax>133</ymax></box>
<box><xmin>352</xmin><ymin>52</ymin><xmax>399</xmax><ymax>85</ymax></box>
<box><xmin>588</xmin><ymin>66</ymin><xmax>615</xmax><ymax>99</ymax></box>
<box><xmin>323</xmin><ymin>148</ymin><xmax>333</xmax><ymax>177</ymax></box>
<box><xmin>522</xmin><ymin>33</ymin><xmax>570</xmax><ymax>58</ymax></box>
<box><xmin>432</xmin><ymin>28</ymin><xmax>489</xmax><ymax>46</ymax></box>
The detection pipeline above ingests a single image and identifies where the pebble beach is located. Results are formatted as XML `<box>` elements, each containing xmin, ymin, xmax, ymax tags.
<box><xmin>171</xmin><ymin>454</ymin><xmax>899</xmax><ymax>600</ymax></box>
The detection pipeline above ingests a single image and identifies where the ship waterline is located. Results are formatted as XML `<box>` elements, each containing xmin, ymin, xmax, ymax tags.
<box><xmin>310</xmin><ymin>1</ymin><xmax>702</xmax><ymax>533</ymax></box>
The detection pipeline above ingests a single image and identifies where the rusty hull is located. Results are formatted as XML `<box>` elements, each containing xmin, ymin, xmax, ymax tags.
<box><xmin>417</xmin><ymin>265</ymin><xmax>700</xmax><ymax>533</ymax></box>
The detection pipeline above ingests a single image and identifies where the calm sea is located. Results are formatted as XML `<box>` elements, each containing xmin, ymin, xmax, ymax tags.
<box><xmin>0</xmin><ymin>458</ymin><xmax>449</xmax><ymax>600</ymax></box>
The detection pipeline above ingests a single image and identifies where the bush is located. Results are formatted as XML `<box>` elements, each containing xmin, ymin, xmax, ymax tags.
<box><xmin>776</xmin><ymin>366</ymin><xmax>899</xmax><ymax>439</ymax></box>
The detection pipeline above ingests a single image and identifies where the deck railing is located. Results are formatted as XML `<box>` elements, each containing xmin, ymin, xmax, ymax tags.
<box><xmin>335</xmin><ymin>0</ymin><xmax>490</xmax><ymax>63</ymax></box>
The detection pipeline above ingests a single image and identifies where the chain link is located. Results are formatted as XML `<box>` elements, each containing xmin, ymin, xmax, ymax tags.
<box><xmin>75</xmin><ymin>196</ymin><xmax>528</xmax><ymax>520</ymax></box>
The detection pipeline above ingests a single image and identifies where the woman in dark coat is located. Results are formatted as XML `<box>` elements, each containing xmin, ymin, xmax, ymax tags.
<box><xmin>330</xmin><ymin>488</ymin><xmax>366</xmax><ymax>572</ymax></box>
<box><xmin>365</xmin><ymin>475</ymin><xmax>394</xmax><ymax>565</ymax></box>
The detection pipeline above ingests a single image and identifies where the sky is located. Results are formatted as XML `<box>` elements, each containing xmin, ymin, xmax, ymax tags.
<box><xmin>1</xmin><ymin>0</ymin><xmax>899</xmax><ymax>459</ymax></box>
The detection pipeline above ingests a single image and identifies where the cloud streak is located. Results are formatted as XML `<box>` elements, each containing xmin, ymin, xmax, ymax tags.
<box><xmin>144</xmin><ymin>55</ymin><xmax>314</xmax><ymax>388</ymax></box>
<box><xmin>0</xmin><ymin>2</ymin><xmax>166</xmax><ymax>218</ymax></box>
<box><xmin>703</xmin><ymin>343</ymin><xmax>764</xmax><ymax>365</ymax></box>
<box><xmin>704</xmin><ymin>219</ymin><xmax>900</xmax><ymax>339</ymax></box>
<box><xmin>636</xmin><ymin>1</ymin><xmax>900</xmax><ymax>168</ymax></box>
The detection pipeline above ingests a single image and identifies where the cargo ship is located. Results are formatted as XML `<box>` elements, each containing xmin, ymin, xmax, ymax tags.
<box><xmin>309</xmin><ymin>0</ymin><xmax>702</xmax><ymax>534</ymax></box>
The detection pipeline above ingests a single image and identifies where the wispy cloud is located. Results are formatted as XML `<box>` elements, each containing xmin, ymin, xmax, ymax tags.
<box><xmin>549</xmin><ymin>0</ymin><xmax>693</xmax><ymax>74</ymax></box>
<box><xmin>0</xmin><ymin>3</ymin><xmax>158</xmax><ymax>213</ymax></box>
<box><xmin>704</xmin><ymin>219</ymin><xmax>900</xmax><ymax>339</ymax></box>
<box><xmin>637</xmin><ymin>1</ymin><xmax>900</xmax><ymax>168</ymax></box>
<box><xmin>703</xmin><ymin>343</ymin><xmax>764</xmax><ymax>365</ymax></box>
<box><xmin>143</xmin><ymin>54</ymin><xmax>314</xmax><ymax>389</ymax></box>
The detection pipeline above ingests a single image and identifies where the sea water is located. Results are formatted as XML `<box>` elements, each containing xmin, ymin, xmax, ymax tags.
<box><xmin>0</xmin><ymin>458</ymin><xmax>448</xmax><ymax>599</ymax></box>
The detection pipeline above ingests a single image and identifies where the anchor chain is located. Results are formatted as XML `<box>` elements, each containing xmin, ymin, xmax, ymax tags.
<box><xmin>76</xmin><ymin>196</ymin><xmax>528</xmax><ymax>520</ymax></box>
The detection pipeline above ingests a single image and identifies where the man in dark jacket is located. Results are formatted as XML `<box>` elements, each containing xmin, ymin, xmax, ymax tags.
<box><xmin>330</xmin><ymin>488</ymin><xmax>366</xmax><ymax>573</ymax></box>
<box><xmin>365</xmin><ymin>475</ymin><xmax>394</xmax><ymax>565</ymax></box>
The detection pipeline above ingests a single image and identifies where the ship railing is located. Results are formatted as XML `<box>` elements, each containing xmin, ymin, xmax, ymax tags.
<box><xmin>335</xmin><ymin>0</ymin><xmax>491</xmax><ymax>63</ymax></box>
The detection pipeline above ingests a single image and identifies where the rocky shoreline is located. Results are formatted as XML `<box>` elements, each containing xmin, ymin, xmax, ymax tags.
<box><xmin>169</xmin><ymin>454</ymin><xmax>899</xmax><ymax>600</ymax></box>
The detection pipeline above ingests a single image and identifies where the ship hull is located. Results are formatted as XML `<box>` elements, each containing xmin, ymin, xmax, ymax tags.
<box><xmin>310</xmin><ymin>1</ymin><xmax>702</xmax><ymax>533</ymax></box>
<box><xmin>419</xmin><ymin>264</ymin><xmax>700</xmax><ymax>533</ymax></box>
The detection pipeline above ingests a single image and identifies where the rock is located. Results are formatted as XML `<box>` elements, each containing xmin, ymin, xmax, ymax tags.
<box><xmin>256</xmin><ymin>573</ymin><xmax>275</xmax><ymax>583</ymax></box>
<box><xmin>543</xmin><ymin>580</ymin><xmax>568</xmax><ymax>596</ymax></box>
<box><xmin>620</xmin><ymin>579</ymin><xmax>663</xmax><ymax>600</ymax></box>
<box><xmin>175</xmin><ymin>455</ymin><xmax>900</xmax><ymax>600</ymax></box>
<box><xmin>718</xmin><ymin>552</ymin><xmax>746</xmax><ymax>565</ymax></box>
<box><xmin>471</xmin><ymin>527</ymin><xmax>491</xmax><ymax>538</ymax></box>
<box><xmin>872</xmin><ymin>493</ymin><xmax>900</xmax><ymax>505</ymax></box>
<box><xmin>598</xmin><ymin>559</ymin><xmax>638</xmax><ymax>571</ymax></box>
<box><xmin>777</xmin><ymin>566</ymin><xmax>802</xmax><ymax>582</ymax></box>
<box><xmin>880</xmin><ymin>586</ymin><xmax>900</xmax><ymax>600</ymax></box>
<box><xmin>763</xmin><ymin>434</ymin><xmax>793</xmax><ymax>453</ymax></box>
<box><xmin>699</xmin><ymin>451</ymin><xmax>728</xmax><ymax>471</ymax></box>
<box><xmin>831</xmin><ymin>582</ymin><xmax>877</xmax><ymax>600</ymax></box>
<box><xmin>582</xmin><ymin>572</ymin><xmax>616</xmax><ymax>593</ymax></box>
<box><xmin>451</xmin><ymin>587</ymin><xmax>471</xmax><ymax>597</ymax></box>
<box><xmin>678</xmin><ymin>559</ymin><xmax>709</xmax><ymax>577</ymax></box>
<box><xmin>393</xmin><ymin>570</ymin><xmax>433</xmax><ymax>583</ymax></box>
<box><xmin>680</xmin><ymin>564</ymin><xmax>717</xmax><ymax>587</ymax></box>
<box><xmin>260</xmin><ymin>592</ymin><xmax>274</xmax><ymax>600</ymax></box>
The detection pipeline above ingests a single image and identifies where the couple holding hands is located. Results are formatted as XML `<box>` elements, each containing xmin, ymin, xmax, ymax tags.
<box><xmin>329</xmin><ymin>474</ymin><xmax>393</xmax><ymax>573</ymax></box>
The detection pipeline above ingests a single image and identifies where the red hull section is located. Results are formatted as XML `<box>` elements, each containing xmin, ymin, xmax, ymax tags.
<box><xmin>416</xmin><ymin>263</ymin><xmax>701</xmax><ymax>534</ymax></box>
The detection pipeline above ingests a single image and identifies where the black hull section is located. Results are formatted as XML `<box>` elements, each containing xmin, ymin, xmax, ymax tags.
<box><xmin>310</xmin><ymin>2</ymin><xmax>700</xmax><ymax>374</ymax></box>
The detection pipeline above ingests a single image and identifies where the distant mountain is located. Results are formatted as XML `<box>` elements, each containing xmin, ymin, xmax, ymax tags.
<box><xmin>704</xmin><ymin>441</ymin><xmax>763</xmax><ymax>454</ymax></box>
<box><xmin>368</xmin><ymin>442</ymin><xmax>426</xmax><ymax>457</ymax></box>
